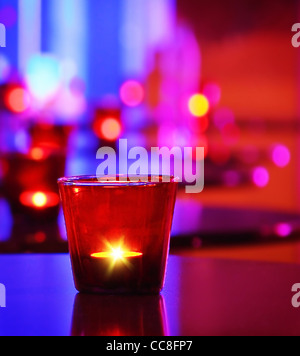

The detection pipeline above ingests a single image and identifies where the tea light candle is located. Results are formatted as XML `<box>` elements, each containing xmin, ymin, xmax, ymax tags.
<box><xmin>91</xmin><ymin>248</ymin><xmax>143</xmax><ymax>260</ymax></box>
<box><xmin>83</xmin><ymin>245</ymin><xmax>143</xmax><ymax>293</ymax></box>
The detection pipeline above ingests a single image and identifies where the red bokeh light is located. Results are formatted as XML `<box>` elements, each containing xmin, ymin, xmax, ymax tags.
<box><xmin>93</xmin><ymin>117</ymin><xmax>122</xmax><ymax>141</ymax></box>
<box><xmin>4</xmin><ymin>87</ymin><xmax>30</xmax><ymax>113</ymax></box>
<box><xmin>29</xmin><ymin>147</ymin><xmax>47</xmax><ymax>161</ymax></box>
<box><xmin>19</xmin><ymin>191</ymin><xmax>60</xmax><ymax>209</ymax></box>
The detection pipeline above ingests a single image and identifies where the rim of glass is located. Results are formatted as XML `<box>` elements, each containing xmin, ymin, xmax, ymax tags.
<box><xmin>57</xmin><ymin>175</ymin><xmax>179</xmax><ymax>186</ymax></box>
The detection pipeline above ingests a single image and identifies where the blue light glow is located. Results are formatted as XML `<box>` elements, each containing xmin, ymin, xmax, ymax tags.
<box><xmin>25</xmin><ymin>54</ymin><xmax>60</xmax><ymax>101</ymax></box>
<box><xmin>0</xmin><ymin>199</ymin><xmax>13</xmax><ymax>242</ymax></box>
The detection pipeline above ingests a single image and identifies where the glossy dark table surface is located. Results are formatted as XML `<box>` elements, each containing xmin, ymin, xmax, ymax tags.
<box><xmin>0</xmin><ymin>253</ymin><xmax>300</xmax><ymax>336</ymax></box>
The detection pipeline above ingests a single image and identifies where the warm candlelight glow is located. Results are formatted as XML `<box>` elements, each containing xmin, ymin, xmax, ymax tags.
<box><xmin>30</xmin><ymin>147</ymin><xmax>46</xmax><ymax>160</ymax></box>
<box><xmin>91</xmin><ymin>249</ymin><xmax>143</xmax><ymax>260</ymax></box>
<box><xmin>90</xmin><ymin>239</ymin><xmax>143</xmax><ymax>274</ymax></box>
<box><xmin>58</xmin><ymin>175</ymin><xmax>178</xmax><ymax>293</ymax></box>
<box><xmin>19</xmin><ymin>191</ymin><xmax>60</xmax><ymax>209</ymax></box>
<box><xmin>32</xmin><ymin>192</ymin><xmax>47</xmax><ymax>207</ymax></box>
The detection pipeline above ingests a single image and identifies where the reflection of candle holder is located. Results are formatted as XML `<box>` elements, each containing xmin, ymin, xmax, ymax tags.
<box><xmin>58</xmin><ymin>175</ymin><xmax>178</xmax><ymax>294</ymax></box>
<box><xmin>0</xmin><ymin>151</ymin><xmax>67</xmax><ymax>251</ymax></box>
<box><xmin>71</xmin><ymin>293</ymin><xmax>168</xmax><ymax>336</ymax></box>
<box><xmin>2</xmin><ymin>151</ymin><xmax>65</xmax><ymax>217</ymax></box>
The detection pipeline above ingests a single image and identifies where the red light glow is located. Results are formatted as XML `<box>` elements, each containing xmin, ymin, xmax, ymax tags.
<box><xmin>120</xmin><ymin>80</ymin><xmax>144</xmax><ymax>107</ymax></box>
<box><xmin>29</xmin><ymin>147</ymin><xmax>46</xmax><ymax>160</ymax></box>
<box><xmin>5</xmin><ymin>87</ymin><xmax>30</xmax><ymax>113</ymax></box>
<box><xmin>19</xmin><ymin>191</ymin><xmax>60</xmax><ymax>209</ymax></box>
<box><xmin>94</xmin><ymin>117</ymin><xmax>122</xmax><ymax>141</ymax></box>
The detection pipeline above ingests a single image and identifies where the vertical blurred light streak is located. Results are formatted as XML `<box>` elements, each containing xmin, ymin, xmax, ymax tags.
<box><xmin>0</xmin><ymin>199</ymin><xmax>13</xmax><ymax>242</ymax></box>
<box><xmin>18</xmin><ymin>0</ymin><xmax>41</xmax><ymax>73</ymax></box>
<box><xmin>120</xmin><ymin>0</ymin><xmax>146</xmax><ymax>76</ymax></box>
<box><xmin>86</xmin><ymin>0</ymin><xmax>121</xmax><ymax>99</ymax></box>
<box><xmin>120</xmin><ymin>0</ymin><xmax>176</xmax><ymax>77</ymax></box>
<box><xmin>48</xmin><ymin>0</ymin><xmax>87</xmax><ymax>82</ymax></box>
<box><xmin>145</xmin><ymin>0</ymin><xmax>176</xmax><ymax>48</ymax></box>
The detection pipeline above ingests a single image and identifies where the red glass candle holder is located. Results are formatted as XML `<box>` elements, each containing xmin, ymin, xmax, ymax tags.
<box><xmin>58</xmin><ymin>175</ymin><xmax>178</xmax><ymax>294</ymax></box>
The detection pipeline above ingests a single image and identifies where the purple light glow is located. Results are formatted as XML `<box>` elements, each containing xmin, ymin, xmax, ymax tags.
<box><xmin>0</xmin><ymin>55</ymin><xmax>10</xmax><ymax>84</ymax></box>
<box><xmin>252</xmin><ymin>167</ymin><xmax>270</xmax><ymax>188</ymax></box>
<box><xmin>223</xmin><ymin>170</ymin><xmax>240</xmax><ymax>187</ymax></box>
<box><xmin>213</xmin><ymin>107</ymin><xmax>235</xmax><ymax>130</ymax></box>
<box><xmin>0</xmin><ymin>6</ymin><xmax>17</xmax><ymax>27</ymax></box>
<box><xmin>120</xmin><ymin>80</ymin><xmax>144</xmax><ymax>107</ymax></box>
<box><xmin>202</xmin><ymin>82</ymin><xmax>221</xmax><ymax>106</ymax></box>
<box><xmin>271</xmin><ymin>144</ymin><xmax>291</xmax><ymax>168</ymax></box>
<box><xmin>275</xmin><ymin>223</ymin><xmax>292</xmax><ymax>238</ymax></box>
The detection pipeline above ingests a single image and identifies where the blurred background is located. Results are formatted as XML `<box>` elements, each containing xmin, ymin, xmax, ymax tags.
<box><xmin>1</xmin><ymin>0</ymin><xmax>300</xmax><ymax>260</ymax></box>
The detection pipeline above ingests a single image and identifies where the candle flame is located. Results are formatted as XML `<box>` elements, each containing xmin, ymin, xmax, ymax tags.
<box><xmin>91</xmin><ymin>238</ymin><xmax>142</xmax><ymax>273</ymax></box>
<box><xmin>91</xmin><ymin>249</ymin><xmax>142</xmax><ymax>260</ymax></box>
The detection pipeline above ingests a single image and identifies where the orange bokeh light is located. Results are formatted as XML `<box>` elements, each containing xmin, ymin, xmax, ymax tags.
<box><xmin>30</xmin><ymin>147</ymin><xmax>45</xmax><ymax>160</ymax></box>
<box><xmin>5</xmin><ymin>87</ymin><xmax>30</xmax><ymax>113</ymax></box>
<box><xmin>19</xmin><ymin>191</ymin><xmax>60</xmax><ymax>209</ymax></box>
<box><xmin>100</xmin><ymin>118</ymin><xmax>122</xmax><ymax>141</ymax></box>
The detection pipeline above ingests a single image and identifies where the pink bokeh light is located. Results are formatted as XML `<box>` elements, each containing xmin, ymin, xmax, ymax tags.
<box><xmin>202</xmin><ymin>82</ymin><xmax>221</xmax><ymax>106</ymax></box>
<box><xmin>120</xmin><ymin>80</ymin><xmax>144</xmax><ymax>107</ymax></box>
<box><xmin>274</xmin><ymin>223</ymin><xmax>292</xmax><ymax>238</ymax></box>
<box><xmin>252</xmin><ymin>167</ymin><xmax>270</xmax><ymax>188</ymax></box>
<box><xmin>213</xmin><ymin>107</ymin><xmax>235</xmax><ymax>130</ymax></box>
<box><xmin>271</xmin><ymin>144</ymin><xmax>291</xmax><ymax>168</ymax></box>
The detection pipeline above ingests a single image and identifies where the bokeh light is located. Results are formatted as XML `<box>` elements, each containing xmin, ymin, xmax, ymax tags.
<box><xmin>0</xmin><ymin>6</ymin><xmax>17</xmax><ymax>27</ymax></box>
<box><xmin>0</xmin><ymin>55</ymin><xmax>10</xmax><ymax>84</ymax></box>
<box><xmin>222</xmin><ymin>170</ymin><xmax>241</xmax><ymax>187</ymax></box>
<box><xmin>97</xmin><ymin>117</ymin><xmax>122</xmax><ymax>141</ymax></box>
<box><xmin>32</xmin><ymin>192</ymin><xmax>48</xmax><ymax>208</ymax></box>
<box><xmin>26</xmin><ymin>55</ymin><xmax>61</xmax><ymax>102</ymax></box>
<box><xmin>120</xmin><ymin>80</ymin><xmax>144</xmax><ymax>107</ymax></box>
<box><xmin>30</xmin><ymin>147</ymin><xmax>46</xmax><ymax>161</ymax></box>
<box><xmin>202</xmin><ymin>82</ymin><xmax>221</xmax><ymax>106</ymax></box>
<box><xmin>271</xmin><ymin>144</ymin><xmax>291</xmax><ymax>168</ymax></box>
<box><xmin>53</xmin><ymin>87</ymin><xmax>86</xmax><ymax>119</ymax></box>
<box><xmin>196</xmin><ymin>116</ymin><xmax>209</xmax><ymax>133</ymax></box>
<box><xmin>209</xmin><ymin>144</ymin><xmax>231</xmax><ymax>165</ymax></box>
<box><xmin>213</xmin><ymin>107</ymin><xmax>235</xmax><ymax>129</ymax></box>
<box><xmin>274</xmin><ymin>223</ymin><xmax>292</xmax><ymax>238</ymax></box>
<box><xmin>221</xmin><ymin>122</ymin><xmax>240</xmax><ymax>145</ymax></box>
<box><xmin>0</xmin><ymin>199</ymin><xmax>13</xmax><ymax>242</ymax></box>
<box><xmin>188</xmin><ymin>94</ymin><xmax>210</xmax><ymax>117</ymax></box>
<box><xmin>252</xmin><ymin>167</ymin><xmax>270</xmax><ymax>188</ymax></box>
<box><xmin>4</xmin><ymin>87</ymin><xmax>31</xmax><ymax>113</ymax></box>
<box><xmin>19</xmin><ymin>191</ymin><xmax>60</xmax><ymax>209</ymax></box>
